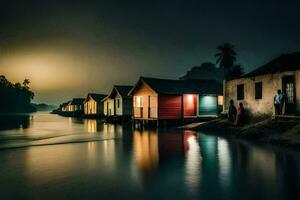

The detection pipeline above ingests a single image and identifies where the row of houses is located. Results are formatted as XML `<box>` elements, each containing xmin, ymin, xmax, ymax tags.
<box><xmin>59</xmin><ymin>78</ymin><xmax>223</xmax><ymax>123</ymax></box>
<box><xmin>59</xmin><ymin>52</ymin><xmax>300</xmax><ymax>123</ymax></box>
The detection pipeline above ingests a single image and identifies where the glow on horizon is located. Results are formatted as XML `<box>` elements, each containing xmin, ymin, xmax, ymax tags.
<box><xmin>0</xmin><ymin>51</ymin><xmax>88</xmax><ymax>91</ymax></box>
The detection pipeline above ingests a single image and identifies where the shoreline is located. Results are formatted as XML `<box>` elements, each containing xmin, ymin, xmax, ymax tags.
<box><xmin>183</xmin><ymin>116</ymin><xmax>300</xmax><ymax>148</ymax></box>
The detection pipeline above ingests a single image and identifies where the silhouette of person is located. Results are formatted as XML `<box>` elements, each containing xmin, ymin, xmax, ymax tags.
<box><xmin>228</xmin><ymin>99</ymin><xmax>237</xmax><ymax>123</ymax></box>
<box><xmin>274</xmin><ymin>90</ymin><xmax>283</xmax><ymax>115</ymax></box>
<box><xmin>235</xmin><ymin>102</ymin><xmax>245</xmax><ymax>126</ymax></box>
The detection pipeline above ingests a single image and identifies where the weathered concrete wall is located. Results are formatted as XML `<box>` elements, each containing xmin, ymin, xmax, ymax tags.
<box><xmin>224</xmin><ymin>70</ymin><xmax>300</xmax><ymax>116</ymax></box>
<box><xmin>296</xmin><ymin>70</ymin><xmax>300</xmax><ymax>114</ymax></box>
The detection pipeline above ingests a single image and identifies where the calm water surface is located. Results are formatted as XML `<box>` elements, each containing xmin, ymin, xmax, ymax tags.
<box><xmin>0</xmin><ymin>112</ymin><xmax>299</xmax><ymax>200</ymax></box>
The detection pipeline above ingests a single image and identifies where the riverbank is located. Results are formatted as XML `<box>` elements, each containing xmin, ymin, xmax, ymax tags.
<box><xmin>185</xmin><ymin>116</ymin><xmax>300</xmax><ymax>148</ymax></box>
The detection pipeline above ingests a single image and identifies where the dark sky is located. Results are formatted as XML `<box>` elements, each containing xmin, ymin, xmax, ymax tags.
<box><xmin>0</xmin><ymin>0</ymin><xmax>300</xmax><ymax>104</ymax></box>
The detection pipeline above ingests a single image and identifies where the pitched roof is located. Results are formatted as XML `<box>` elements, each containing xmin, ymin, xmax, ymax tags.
<box><xmin>114</xmin><ymin>85</ymin><xmax>133</xmax><ymax>97</ymax></box>
<box><xmin>129</xmin><ymin>77</ymin><xmax>222</xmax><ymax>95</ymax></box>
<box><xmin>244</xmin><ymin>52</ymin><xmax>300</xmax><ymax>78</ymax></box>
<box><xmin>70</xmin><ymin>98</ymin><xmax>85</xmax><ymax>105</ymax></box>
<box><xmin>88</xmin><ymin>93</ymin><xmax>107</xmax><ymax>102</ymax></box>
<box><xmin>60</xmin><ymin>102</ymin><xmax>69</xmax><ymax>107</ymax></box>
<box><xmin>102</xmin><ymin>85</ymin><xmax>133</xmax><ymax>101</ymax></box>
<box><xmin>142</xmin><ymin>77</ymin><xmax>200</xmax><ymax>94</ymax></box>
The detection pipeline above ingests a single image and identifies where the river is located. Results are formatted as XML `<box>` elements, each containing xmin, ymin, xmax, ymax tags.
<box><xmin>0</xmin><ymin>112</ymin><xmax>299</xmax><ymax>199</ymax></box>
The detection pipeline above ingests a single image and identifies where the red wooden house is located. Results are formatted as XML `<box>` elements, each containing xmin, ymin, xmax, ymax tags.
<box><xmin>129</xmin><ymin>77</ymin><xmax>214</xmax><ymax>124</ymax></box>
<box><xmin>129</xmin><ymin>77</ymin><xmax>223</xmax><ymax>125</ymax></box>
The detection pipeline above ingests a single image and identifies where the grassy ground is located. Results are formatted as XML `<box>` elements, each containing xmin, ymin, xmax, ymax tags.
<box><xmin>189</xmin><ymin>116</ymin><xmax>300</xmax><ymax>147</ymax></box>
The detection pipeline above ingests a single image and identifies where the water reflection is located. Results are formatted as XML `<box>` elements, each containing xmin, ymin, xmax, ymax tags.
<box><xmin>184</xmin><ymin>131</ymin><xmax>201</xmax><ymax>197</ymax></box>
<box><xmin>0</xmin><ymin>113</ymin><xmax>299</xmax><ymax>199</ymax></box>
<box><xmin>217</xmin><ymin>138</ymin><xmax>231</xmax><ymax>188</ymax></box>
<box><xmin>133</xmin><ymin>130</ymin><xmax>159</xmax><ymax>173</ymax></box>
<box><xmin>0</xmin><ymin>114</ymin><xmax>31</xmax><ymax>130</ymax></box>
<box><xmin>85</xmin><ymin>119</ymin><xmax>97</xmax><ymax>133</ymax></box>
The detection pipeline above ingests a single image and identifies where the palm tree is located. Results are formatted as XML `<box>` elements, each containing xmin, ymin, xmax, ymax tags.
<box><xmin>215</xmin><ymin>43</ymin><xmax>237</xmax><ymax>79</ymax></box>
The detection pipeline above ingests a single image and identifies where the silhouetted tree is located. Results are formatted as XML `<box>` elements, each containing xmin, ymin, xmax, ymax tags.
<box><xmin>0</xmin><ymin>75</ymin><xmax>36</xmax><ymax>113</ymax></box>
<box><xmin>179</xmin><ymin>62</ymin><xmax>224</xmax><ymax>83</ymax></box>
<box><xmin>215</xmin><ymin>43</ymin><xmax>237</xmax><ymax>79</ymax></box>
<box><xmin>14</xmin><ymin>82</ymin><xmax>22</xmax><ymax>89</ymax></box>
<box><xmin>0</xmin><ymin>75</ymin><xmax>8</xmax><ymax>85</ymax></box>
<box><xmin>227</xmin><ymin>64</ymin><xmax>244</xmax><ymax>79</ymax></box>
<box><xmin>0</xmin><ymin>75</ymin><xmax>13</xmax><ymax>88</ymax></box>
<box><xmin>23</xmin><ymin>79</ymin><xmax>30</xmax><ymax>90</ymax></box>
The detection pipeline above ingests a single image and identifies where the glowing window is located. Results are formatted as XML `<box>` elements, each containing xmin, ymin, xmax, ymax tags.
<box><xmin>135</xmin><ymin>96</ymin><xmax>142</xmax><ymax>107</ymax></box>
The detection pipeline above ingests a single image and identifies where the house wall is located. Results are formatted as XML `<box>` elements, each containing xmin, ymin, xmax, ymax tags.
<box><xmin>97</xmin><ymin>102</ymin><xmax>104</xmax><ymax>115</ymax></box>
<box><xmin>158</xmin><ymin>95</ymin><xmax>182</xmax><ymax>119</ymax></box>
<box><xmin>183</xmin><ymin>94</ymin><xmax>197</xmax><ymax>117</ymax></box>
<box><xmin>198</xmin><ymin>95</ymin><xmax>218</xmax><ymax>116</ymax></box>
<box><xmin>67</xmin><ymin>104</ymin><xmax>74</xmax><ymax>112</ymax></box>
<box><xmin>84</xmin><ymin>98</ymin><xmax>97</xmax><ymax>115</ymax></box>
<box><xmin>224</xmin><ymin>70</ymin><xmax>300</xmax><ymax>116</ymax></box>
<box><xmin>296</xmin><ymin>70</ymin><xmax>300</xmax><ymax>114</ymax></box>
<box><xmin>115</xmin><ymin>93</ymin><xmax>123</xmax><ymax>116</ymax></box>
<box><xmin>103</xmin><ymin>99</ymin><xmax>115</xmax><ymax>116</ymax></box>
<box><xmin>133</xmin><ymin>83</ymin><xmax>158</xmax><ymax>119</ymax></box>
<box><xmin>122</xmin><ymin>98</ymin><xmax>133</xmax><ymax>116</ymax></box>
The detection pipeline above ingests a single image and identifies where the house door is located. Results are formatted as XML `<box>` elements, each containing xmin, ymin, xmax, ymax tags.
<box><xmin>282</xmin><ymin>75</ymin><xmax>296</xmax><ymax>114</ymax></box>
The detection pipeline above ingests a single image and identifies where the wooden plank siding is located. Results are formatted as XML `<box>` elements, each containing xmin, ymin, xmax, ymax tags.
<box><xmin>133</xmin><ymin>83</ymin><xmax>158</xmax><ymax>119</ymax></box>
<box><xmin>84</xmin><ymin>98</ymin><xmax>97</xmax><ymax>115</ymax></box>
<box><xmin>183</xmin><ymin>94</ymin><xmax>198</xmax><ymax>117</ymax></box>
<box><xmin>132</xmin><ymin>84</ymin><xmax>199</xmax><ymax>120</ymax></box>
<box><xmin>158</xmin><ymin>95</ymin><xmax>182</xmax><ymax>119</ymax></box>
<box><xmin>103</xmin><ymin>99</ymin><xmax>115</xmax><ymax>116</ymax></box>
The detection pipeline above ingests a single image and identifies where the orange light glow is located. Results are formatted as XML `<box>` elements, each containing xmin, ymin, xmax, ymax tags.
<box><xmin>133</xmin><ymin>130</ymin><xmax>159</xmax><ymax>172</ymax></box>
<box><xmin>187</xmin><ymin>94</ymin><xmax>194</xmax><ymax>104</ymax></box>
<box><xmin>218</xmin><ymin>96</ymin><xmax>223</xmax><ymax>106</ymax></box>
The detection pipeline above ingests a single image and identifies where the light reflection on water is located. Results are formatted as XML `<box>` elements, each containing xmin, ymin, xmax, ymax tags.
<box><xmin>0</xmin><ymin>112</ymin><xmax>299</xmax><ymax>200</ymax></box>
<box><xmin>184</xmin><ymin>131</ymin><xmax>202</xmax><ymax>198</ymax></box>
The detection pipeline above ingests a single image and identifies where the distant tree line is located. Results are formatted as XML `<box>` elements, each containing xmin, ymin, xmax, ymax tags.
<box><xmin>180</xmin><ymin>43</ymin><xmax>244</xmax><ymax>81</ymax></box>
<box><xmin>0</xmin><ymin>75</ymin><xmax>36</xmax><ymax>113</ymax></box>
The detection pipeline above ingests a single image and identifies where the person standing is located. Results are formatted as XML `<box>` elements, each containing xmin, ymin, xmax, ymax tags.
<box><xmin>274</xmin><ymin>90</ymin><xmax>283</xmax><ymax>115</ymax></box>
<box><xmin>235</xmin><ymin>102</ymin><xmax>245</xmax><ymax>126</ymax></box>
<box><xmin>228</xmin><ymin>99</ymin><xmax>237</xmax><ymax>123</ymax></box>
